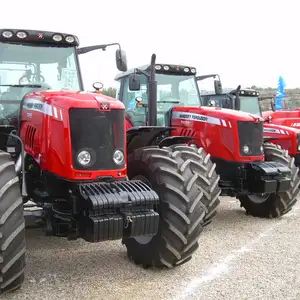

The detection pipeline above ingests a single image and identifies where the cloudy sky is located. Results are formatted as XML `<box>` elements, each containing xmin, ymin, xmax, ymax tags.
<box><xmin>3</xmin><ymin>0</ymin><xmax>299</xmax><ymax>90</ymax></box>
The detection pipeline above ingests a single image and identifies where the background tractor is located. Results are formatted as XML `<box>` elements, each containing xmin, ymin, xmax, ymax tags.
<box><xmin>0</xmin><ymin>29</ymin><xmax>211</xmax><ymax>294</ymax></box>
<box><xmin>114</xmin><ymin>55</ymin><xmax>299</xmax><ymax>223</ymax></box>
<box><xmin>199</xmin><ymin>74</ymin><xmax>300</xmax><ymax>168</ymax></box>
<box><xmin>262</xmin><ymin>107</ymin><xmax>300</xmax><ymax>130</ymax></box>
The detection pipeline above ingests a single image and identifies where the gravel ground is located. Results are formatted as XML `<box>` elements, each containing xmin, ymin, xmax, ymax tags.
<box><xmin>4</xmin><ymin>197</ymin><xmax>300</xmax><ymax>300</ymax></box>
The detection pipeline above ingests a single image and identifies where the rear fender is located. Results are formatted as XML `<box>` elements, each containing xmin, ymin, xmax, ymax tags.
<box><xmin>263</xmin><ymin>136</ymin><xmax>282</xmax><ymax>143</ymax></box>
<box><xmin>126</xmin><ymin>126</ymin><xmax>193</xmax><ymax>154</ymax></box>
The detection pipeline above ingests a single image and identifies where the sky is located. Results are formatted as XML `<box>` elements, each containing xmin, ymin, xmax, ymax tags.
<box><xmin>2</xmin><ymin>0</ymin><xmax>300</xmax><ymax>90</ymax></box>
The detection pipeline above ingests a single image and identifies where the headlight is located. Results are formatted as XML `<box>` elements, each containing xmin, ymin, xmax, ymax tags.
<box><xmin>113</xmin><ymin>150</ymin><xmax>124</xmax><ymax>165</ymax></box>
<box><xmin>242</xmin><ymin>145</ymin><xmax>250</xmax><ymax>154</ymax></box>
<box><xmin>260</xmin><ymin>145</ymin><xmax>264</xmax><ymax>153</ymax></box>
<box><xmin>298</xmin><ymin>144</ymin><xmax>300</xmax><ymax>152</ymax></box>
<box><xmin>77</xmin><ymin>150</ymin><xmax>92</xmax><ymax>166</ymax></box>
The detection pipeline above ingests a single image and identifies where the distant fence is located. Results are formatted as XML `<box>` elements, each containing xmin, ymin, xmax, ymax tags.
<box><xmin>258</xmin><ymin>91</ymin><xmax>300</xmax><ymax>111</ymax></box>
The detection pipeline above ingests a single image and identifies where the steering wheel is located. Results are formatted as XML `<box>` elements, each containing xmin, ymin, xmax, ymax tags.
<box><xmin>158</xmin><ymin>95</ymin><xmax>180</xmax><ymax>102</ymax></box>
<box><xmin>19</xmin><ymin>74</ymin><xmax>45</xmax><ymax>85</ymax></box>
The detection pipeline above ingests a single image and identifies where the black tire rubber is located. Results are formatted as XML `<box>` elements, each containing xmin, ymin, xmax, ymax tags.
<box><xmin>0</xmin><ymin>151</ymin><xmax>25</xmax><ymax>295</ymax></box>
<box><xmin>168</xmin><ymin>144</ymin><xmax>221</xmax><ymax>226</ymax></box>
<box><xmin>238</xmin><ymin>142</ymin><xmax>300</xmax><ymax>217</ymax></box>
<box><xmin>122</xmin><ymin>145</ymin><xmax>221</xmax><ymax>268</ymax></box>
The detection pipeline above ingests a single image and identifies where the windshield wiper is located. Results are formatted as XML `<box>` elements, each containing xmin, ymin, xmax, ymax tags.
<box><xmin>157</xmin><ymin>101</ymin><xmax>180</xmax><ymax>104</ymax></box>
<box><xmin>0</xmin><ymin>84</ymin><xmax>42</xmax><ymax>88</ymax></box>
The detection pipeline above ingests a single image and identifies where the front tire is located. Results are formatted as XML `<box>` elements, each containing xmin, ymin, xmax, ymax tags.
<box><xmin>238</xmin><ymin>143</ymin><xmax>300</xmax><ymax>217</ymax></box>
<box><xmin>0</xmin><ymin>152</ymin><xmax>26</xmax><ymax>295</ymax></box>
<box><xmin>168</xmin><ymin>144</ymin><xmax>221</xmax><ymax>226</ymax></box>
<box><xmin>122</xmin><ymin>145</ymin><xmax>221</xmax><ymax>268</ymax></box>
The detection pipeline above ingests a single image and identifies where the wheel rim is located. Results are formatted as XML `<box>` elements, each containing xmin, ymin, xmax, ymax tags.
<box><xmin>248</xmin><ymin>193</ymin><xmax>270</xmax><ymax>204</ymax></box>
<box><xmin>131</xmin><ymin>174</ymin><xmax>157</xmax><ymax>245</ymax></box>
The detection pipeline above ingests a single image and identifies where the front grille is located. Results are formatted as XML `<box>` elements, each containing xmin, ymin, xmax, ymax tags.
<box><xmin>69</xmin><ymin>108</ymin><xmax>125</xmax><ymax>170</ymax></box>
<box><xmin>237</xmin><ymin>121</ymin><xmax>263</xmax><ymax>156</ymax></box>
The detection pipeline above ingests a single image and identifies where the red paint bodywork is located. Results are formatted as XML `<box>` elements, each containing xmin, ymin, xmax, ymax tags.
<box><xmin>263</xmin><ymin>110</ymin><xmax>300</xmax><ymax>128</ymax></box>
<box><xmin>20</xmin><ymin>90</ymin><xmax>127</xmax><ymax>181</ymax></box>
<box><xmin>261</xmin><ymin>110</ymin><xmax>300</xmax><ymax>155</ymax></box>
<box><xmin>170</xmin><ymin>107</ymin><xmax>264</xmax><ymax>162</ymax></box>
<box><xmin>125</xmin><ymin>106</ymin><xmax>265</xmax><ymax>162</ymax></box>
<box><xmin>263</xmin><ymin>123</ymin><xmax>299</xmax><ymax>155</ymax></box>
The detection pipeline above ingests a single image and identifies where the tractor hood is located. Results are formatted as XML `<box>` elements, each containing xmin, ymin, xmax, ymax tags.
<box><xmin>25</xmin><ymin>90</ymin><xmax>125</xmax><ymax>111</ymax></box>
<box><xmin>172</xmin><ymin>106</ymin><xmax>264</xmax><ymax>123</ymax></box>
<box><xmin>262</xmin><ymin>109</ymin><xmax>300</xmax><ymax>128</ymax></box>
<box><xmin>264</xmin><ymin>123</ymin><xmax>300</xmax><ymax>137</ymax></box>
<box><xmin>263</xmin><ymin>109</ymin><xmax>300</xmax><ymax>120</ymax></box>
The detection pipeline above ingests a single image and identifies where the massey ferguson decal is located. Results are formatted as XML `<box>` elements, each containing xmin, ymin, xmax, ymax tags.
<box><xmin>172</xmin><ymin>111</ymin><xmax>233</xmax><ymax>128</ymax></box>
<box><xmin>100</xmin><ymin>102</ymin><xmax>110</xmax><ymax>111</ymax></box>
<box><xmin>172</xmin><ymin>111</ymin><xmax>221</xmax><ymax>126</ymax></box>
<box><xmin>23</xmin><ymin>98</ymin><xmax>63</xmax><ymax>120</ymax></box>
<box><xmin>263</xmin><ymin>128</ymin><xmax>289</xmax><ymax>135</ymax></box>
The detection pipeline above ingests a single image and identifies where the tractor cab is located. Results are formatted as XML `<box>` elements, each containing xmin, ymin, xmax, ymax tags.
<box><xmin>196</xmin><ymin>73</ymin><xmax>262</xmax><ymax>116</ymax></box>
<box><xmin>114</xmin><ymin>63</ymin><xmax>201</xmax><ymax>126</ymax></box>
<box><xmin>0</xmin><ymin>29</ymin><xmax>127</xmax><ymax>152</ymax></box>
<box><xmin>0</xmin><ymin>30</ymin><xmax>83</xmax><ymax>128</ymax></box>
<box><xmin>202</xmin><ymin>88</ymin><xmax>262</xmax><ymax>116</ymax></box>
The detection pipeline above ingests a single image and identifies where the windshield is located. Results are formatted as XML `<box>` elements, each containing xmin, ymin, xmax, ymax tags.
<box><xmin>123</xmin><ymin>73</ymin><xmax>201</xmax><ymax>127</ymax></box>
<box><xmin>0</xmin><ymin>42</ymin><xmax>81</xmax><ymax>121</ymax></box>
<box><xmin>239</xmin><ymin>96</ymin><xmax>261</xmax><ymax>116</ymax></box>
<box><xmin>156</xmin><ymin>74</ymin><xmax>201</xmax><ymax>107</ymax></box>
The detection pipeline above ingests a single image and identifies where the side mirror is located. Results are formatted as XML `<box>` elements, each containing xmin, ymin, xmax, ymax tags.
<box><xmin>214</xmin><ymin>80</ymin><xmax>223</xmax><ymax>95</ymax></box>
<box><xmin>129</xmin><ymin>73</ymin><xmax>141</xmax><ymax>91</ymax></box>
<box><xmin>116</xmin><ymin>49</ymin><xmax>128</xmax><ymax>72</ymax></box>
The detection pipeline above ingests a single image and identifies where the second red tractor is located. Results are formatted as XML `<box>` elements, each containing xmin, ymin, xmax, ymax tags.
<box><xmin>114</xmin><ymin>55</ymin><xmax>299</xmax><ymax>221</ymax></box>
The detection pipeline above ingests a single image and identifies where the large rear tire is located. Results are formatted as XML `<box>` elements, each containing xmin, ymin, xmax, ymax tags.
<box><xmin>238</xmin><ymin>143</ymin><xmax>299</xmax><ymax>217</ymax></box>
<box><xmin>122</xmin><ymin>145</ymin><xmax>221</xmax><ymax>268</ymax></box>
<box><xmin>0</xmin><ymin>152</ymin><xmax>25</xmax><ymax>295</ymax></box>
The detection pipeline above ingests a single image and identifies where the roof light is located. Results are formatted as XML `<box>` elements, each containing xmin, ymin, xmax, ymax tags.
<box><xmin>2</xmin><ymin>31</ymin><xmax>13</xmax><ymax>38</ymax></box>
<box><xmin>184</xmin><ymin>67</ymin><xmax>189</xmax><ymax>72</ymax></box>
<box><xmin>163</xmin><ymin>65</ymin><xmax>170</xmax><ymax>71</ymax></box>
<box><xmin>155</xmin><ymin>65</ymin><xmax>162</xmax><ymax>70</ymax></box>
<box><xmin>191</xmin><ymin>68</ymin><xmax>196</xmax><ymax>73</ymax></box>
<box><xmin>65</xmin><ymin>35</ymin><xmax>75</xmax><ymax>43</ymax></box>
<box><xmin>53</xmin><ymin>34</ymin><xmax>63</xmax><ymax>42</ymax></box>
<box><xmin>16</xmin><ymin>31</ymin><xmax>27</xmax><ymax>39</ymax></box>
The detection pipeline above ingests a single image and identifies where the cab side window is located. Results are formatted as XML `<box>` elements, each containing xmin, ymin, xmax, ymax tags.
<box><xmin>123</xmin><ymin>75</ymin><xmax>148</xmax><ymax>126</ymax></box>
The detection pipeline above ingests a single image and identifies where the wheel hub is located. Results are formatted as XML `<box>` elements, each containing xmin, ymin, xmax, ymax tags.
<box><xmin>248</xmin><ymin>193</ymin><xmax>270</xmax><ymax>204</ymax></box>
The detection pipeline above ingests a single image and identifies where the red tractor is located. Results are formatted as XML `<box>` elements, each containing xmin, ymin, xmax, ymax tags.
<box><xmin>114</xmin><ymin>55</ymin><xmax>299</xmax><ymax>223</ymax></box>
<box><xmin>257</xmin><ymin>93</ymin><xmax>300</xmax><ymax>129</ymax></box>
<box><xmin>262</xmin><ymin>108</ymin><xmax>300</xmax><ymax>130</ymax></box>
<box><xmin>0</xmin><ymin>29</ymin><xmax>212</xmax><ymax>294</ymax></box>
<box><xmin>198</xmin><ymin>74</ymin><xmax>300</xmax><ymax>168</ymax></box>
